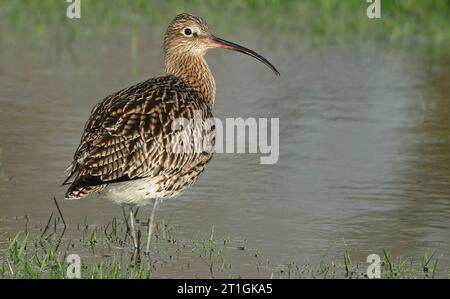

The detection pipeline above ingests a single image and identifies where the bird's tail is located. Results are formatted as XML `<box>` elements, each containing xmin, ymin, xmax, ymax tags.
<box><xmin>64</xmin><ymin>176</ymin><xmax>103</xmax><ymax>200</ymax></box>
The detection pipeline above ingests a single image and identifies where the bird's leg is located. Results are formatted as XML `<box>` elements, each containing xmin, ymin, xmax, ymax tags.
<box><xmin>135</xmin><ymin>207</ymin><xmax>140</xmax><ymax>219</ymax></box>
<box><xmin>145</xmin><ymin>198</ymin><xmax>160</xmax><ymax>255</ymax></box>
<box><xmin>134</xmin><ymin>207</ymin><xmax>142</xmax><ymax>254</ymax></box>
<box><xmin>129</xmin><ymin>207</ymin><xmax>139</xmax><ymax>251</ymax></box>
<box><xmin>122</xmin><ymin>206</ymin><xmax>131</xmax><ymax>242</ymax></box>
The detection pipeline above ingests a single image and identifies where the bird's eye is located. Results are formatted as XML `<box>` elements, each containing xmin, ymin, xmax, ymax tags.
<box><xmin>183</xmin><ymin>28</ymin><xmax>193</xmax><ymax>36</ymax></box>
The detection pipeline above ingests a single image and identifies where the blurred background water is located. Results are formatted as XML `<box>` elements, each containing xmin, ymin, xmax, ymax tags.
<box><xmin>0</xmin><ymin>0</ymin><xmax>449</xmax><ymax>276</ymax></box>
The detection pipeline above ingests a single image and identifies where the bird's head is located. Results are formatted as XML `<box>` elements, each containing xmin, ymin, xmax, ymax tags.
<box><xmin>164</xmin><ymin>13</ymin><xmax>279</xmax><ymax>76</ymax></box>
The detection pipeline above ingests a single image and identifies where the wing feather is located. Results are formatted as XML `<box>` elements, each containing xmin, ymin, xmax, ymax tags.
<box><xmin>64</xmin><ymin>75</ymin><xmax>213</xmax><ymax>199</ymax></box>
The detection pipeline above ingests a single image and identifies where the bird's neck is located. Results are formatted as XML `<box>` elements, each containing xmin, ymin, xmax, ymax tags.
<box><xmin>164</xmin><ymin>53</ymin><xmax>216</xmax><ymax>107</ymax></box>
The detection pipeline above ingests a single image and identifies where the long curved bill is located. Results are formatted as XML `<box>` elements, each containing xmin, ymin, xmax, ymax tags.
<box><xmin>207</xmin><ymin>36</ymin><xmax>280</xmax><ymax>76</ymax></box>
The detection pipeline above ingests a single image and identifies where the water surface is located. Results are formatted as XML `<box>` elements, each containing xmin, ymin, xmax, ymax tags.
<box><xmin>0</xmin><ymin>26</ymin><xmax>449</xmax><ymax>276</ymax></box>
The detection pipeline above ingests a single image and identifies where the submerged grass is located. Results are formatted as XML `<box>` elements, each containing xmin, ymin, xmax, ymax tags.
<box><xmin>0</xmin><ymin>215</ymin><xmax>447</xmax><ymax>279</ymax></box>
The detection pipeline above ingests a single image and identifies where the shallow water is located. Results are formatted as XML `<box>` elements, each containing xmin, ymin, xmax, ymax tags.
<box><xmin>0</xmin><ymin>25</ymin><xmax>449</xmax><ymax>276</ymax></box>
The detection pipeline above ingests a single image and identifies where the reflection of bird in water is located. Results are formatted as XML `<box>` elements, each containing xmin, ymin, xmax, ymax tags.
<box><xmin>63</xmin><ymin>13</ymin><xmax>279</xmax><ymax>254</ymax></box>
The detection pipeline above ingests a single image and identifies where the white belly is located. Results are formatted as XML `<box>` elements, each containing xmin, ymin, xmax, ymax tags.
<box><xmin>98</xmin><ymin>177</ymin><xmax>180</xmax><ymax>207</ymax></box>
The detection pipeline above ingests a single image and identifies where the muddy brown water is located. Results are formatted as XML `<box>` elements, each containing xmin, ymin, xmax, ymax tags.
<box><xmin>0</xmin><ymin>27</ymin><xmax>449</xmax><ymax>276</ymax></box>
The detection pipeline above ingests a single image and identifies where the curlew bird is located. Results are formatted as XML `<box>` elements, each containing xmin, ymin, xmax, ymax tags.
<box><xmin>63</xmin><ymin>13</ymin><xmax>279</xmax><ymax>254</ymax></box>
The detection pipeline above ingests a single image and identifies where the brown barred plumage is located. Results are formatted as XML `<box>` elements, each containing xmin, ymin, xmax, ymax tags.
<box><xmin>63</xmin><ymin>13</ymin><xmax>279</xmax><ymax>253</ymax></box>
<box><xmin>64</xmin><ymin>13</ymin><xmax>279</xmax><ymax>208</ymax></box>
<box><xmin>64</xmin><ymin>75</ymin><xmax>214</xmax><ymax>205</ymax></box>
